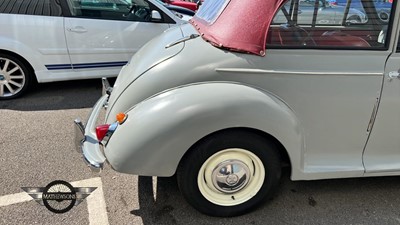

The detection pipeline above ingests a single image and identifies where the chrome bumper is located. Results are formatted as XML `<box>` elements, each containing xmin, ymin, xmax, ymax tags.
<box><xmin>74</xmin><ymin>94</ymin><xmax>108</xmax><ymax>172</ymax></box>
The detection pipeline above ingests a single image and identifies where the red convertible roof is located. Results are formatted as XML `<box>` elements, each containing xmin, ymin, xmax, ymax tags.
<box><xmin>190</xmin><ymin>0</ymin><xmax>285</xmax><ymax>56</ymax></box>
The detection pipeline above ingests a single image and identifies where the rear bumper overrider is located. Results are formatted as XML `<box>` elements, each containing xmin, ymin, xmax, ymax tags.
<box><xmin>74</xmin><ymin>77</ymin><xmax>114</xmax><ymax>172</ymax></box>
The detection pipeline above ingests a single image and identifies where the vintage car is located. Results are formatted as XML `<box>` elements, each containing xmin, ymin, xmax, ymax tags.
<box><xmin>75</xmin><ymin>0</ymin><xmax>399</xmax><ymax>217</ymax></box>
<box><xmin>0</xmin><ymin>0</ymin><xmax>185</xmax><ymax>99</ymax></box>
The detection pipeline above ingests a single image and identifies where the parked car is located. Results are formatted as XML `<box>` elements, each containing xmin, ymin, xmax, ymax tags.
<box><xmin>156</xmin><ymin>0</ymin><xmax>195</xmax><ymax>18</ymax></box>
<box><xmin>0</xmin><ymin>0</ymin><xmax>185</xmax><ymax>99</ymax></box>
<box><xmin>329</xmin><ymin>0</ymin><xmax>392</xmax><ymax>22</ymax></box>
<box><xmin>162</xmin><ymin>0</ymin><xmax>198</xmax><ymax>11</ymax></box>
<box><xmin>273</xmin><ymin>0</ymin><xmax>367</xmax><ymax>24</ymax></box>
<box><xmin>75</xmin><ymin>0</ymin><xmax>398</xmax><ymax>217</ymax></box>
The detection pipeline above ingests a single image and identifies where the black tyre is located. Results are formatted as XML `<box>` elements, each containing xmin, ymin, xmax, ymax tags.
<box><xmin>177</xmin><ymin>130</ymin><xmax>281</xmax><ymax>217</ymax></box>
<box><xmin>0</xmin><ymin>53</ymin><xmax>33</xmax><ymax>99</ymax></box>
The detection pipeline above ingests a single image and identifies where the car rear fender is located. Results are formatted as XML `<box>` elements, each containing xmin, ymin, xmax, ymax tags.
<box><xmin>0</xmin><ymin>37</ymin><xmax>42</xmax><ymax>78</ymax></box>
<box><xmin>104</xmin><ymin>82</ymin><xmax>304</xmax><ymax>178</ymax></box>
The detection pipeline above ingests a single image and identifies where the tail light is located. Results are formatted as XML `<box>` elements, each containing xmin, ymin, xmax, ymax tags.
<box><xmin>95</xmin><ymin>113</ymin><xmax>126</xmax><ymax>144</ymax></box>
<box><xmin>96</xmin><ymin>124</ymin><xmax>111</xmax><ymax>142</ymax></box>
<box><xmin>95</xmin><ymin>122</ymin><xmax>119</xmax><ymax>145</ymax></box>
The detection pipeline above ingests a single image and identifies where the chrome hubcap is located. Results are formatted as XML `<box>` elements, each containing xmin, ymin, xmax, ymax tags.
<box><xmin>212</xmin><ymin>160</ymin><xmax>250</xmax><ymax>194</ymax></box>
<box><xmin>0</xmin><ymin>57</ymin><xmax>25</xmax><ymax>97</ymax></box>
<box><xmin>197</xmin><ymin>148</ymin><xmax>266</xmax><ymax>206</ymax></box>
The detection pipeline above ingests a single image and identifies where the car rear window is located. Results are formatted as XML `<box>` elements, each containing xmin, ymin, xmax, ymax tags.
<box><xmin>195</xmin><ymin>0</ymin><xmax>230</xmax><ymax>24</ymax></box>
<box><xmin>0</xmin><ymin>0</ymin><xmax>63</xmax><ymax>16</ymax></box>
<box><xmin>267</xmin><ymin>0</ymin><xmax>395</xmax><ymax>50</ymax></box>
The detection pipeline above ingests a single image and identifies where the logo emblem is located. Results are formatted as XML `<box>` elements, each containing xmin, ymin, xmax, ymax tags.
<box><xmin>22</xmin><ymin>180</ymin><xmax>96</xmax><ymax>214</ymax></box>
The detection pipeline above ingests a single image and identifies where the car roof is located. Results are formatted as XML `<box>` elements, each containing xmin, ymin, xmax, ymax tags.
<box><xmin>191</xmin><ymin>0</ymin><xmax>285</xmax><ymax>56</ymax></box>
<box><xmin>0</xmin><ymin>0</ymin><xmax>185</xmax><ymax>24</ymax></box>
<box><xmin>0</xmin><ymin>0</ymin><xmax>62</xmax><ymax>15</ymax></box>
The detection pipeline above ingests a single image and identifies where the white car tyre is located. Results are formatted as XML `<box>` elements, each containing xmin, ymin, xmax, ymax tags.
<box><xmin>177</xmin><ymin>130</ymin><xmax>282</xmax><ymax>217</ymax></box>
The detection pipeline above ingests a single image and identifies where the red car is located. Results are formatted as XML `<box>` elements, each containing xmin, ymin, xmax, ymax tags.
<box><xmin>163</xmin><ymin>0</ymin><xmax>198</xmax><ymax>11</ymax></box>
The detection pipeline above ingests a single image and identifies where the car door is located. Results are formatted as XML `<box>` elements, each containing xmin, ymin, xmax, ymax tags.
<box><xmin>265</xmin><ymin>0</ymin><xmax>393</xmax><ymax>179</ymax></box>
<box><xmin>362</xmin><ymin>9</ymin><xmax>400</xmax><ymax>174</ymax></box>
<box><xmin>62</xmin><ymin>0</ymin><xmax>173</xmax><ymax>79</ymax></box>
<box><xmin>0</xmin><ymin>0</ymin><xmax>71</xmax><ymax>82</ymax></box>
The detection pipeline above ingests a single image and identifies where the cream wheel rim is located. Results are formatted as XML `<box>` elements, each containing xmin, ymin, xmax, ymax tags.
<box><xmin>197</xmin><ymin>148</ymin><xmax>265</xmax><ymax>206</ymax></box>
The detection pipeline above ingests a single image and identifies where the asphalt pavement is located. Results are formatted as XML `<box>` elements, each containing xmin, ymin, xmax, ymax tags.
<box><xmin>1</xmin><ymin>79</ymin><xmax>400</xmax><ymax>225</ymax></box>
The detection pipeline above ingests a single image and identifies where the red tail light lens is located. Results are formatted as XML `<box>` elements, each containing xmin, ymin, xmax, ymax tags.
<box><xmin>96</xmin><ymin>124</ymin><xmax>111</xmax><ymax>141</ymax></box>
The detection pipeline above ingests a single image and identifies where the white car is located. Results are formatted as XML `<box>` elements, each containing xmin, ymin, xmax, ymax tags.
<box><xmin>0</xmin><ymin>0</ymin><xmax>185</xmax><ymax>99</ymax></box>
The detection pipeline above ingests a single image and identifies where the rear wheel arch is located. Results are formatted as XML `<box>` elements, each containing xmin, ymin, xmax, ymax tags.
<box><xmin>0</xmin><ymin>50</ymin><xmax>37</xmax><ymax>99</ymax></box>
<box><xmin>0</xmin><ymin>49</ymin><xmax>36</xmax><ymax>82</ymax></box>
<box><xmin>178</xmin><ymin>127</ymin><xmax>292</xmax><ymax>173</ymax></box>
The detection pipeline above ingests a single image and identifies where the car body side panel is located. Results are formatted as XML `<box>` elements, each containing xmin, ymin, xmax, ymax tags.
<box><xmin>64</xmin><ymin>18</ymin><xmax>170</xmax><ymax>71</ymax></box>
<box><xmin>0</xmin><ymin>14</ymin><xmax>69</xmax><ymax>82</ymax></box>
<box><xmin>105</xmin><ymin>23</ymin><xmax>388</xmax><ymax>180</ymax></box>
<box><xmin>235</xmin><ymin>53</ymin><xmax>385</xmax><ymax>179</ymax></box>
<box><xmin>105</xmin><ymin>82</ymin><xmax>303</xmax><ymax>177</ymax></box>
<box><xmin>0</xmin><ymin>0</ymin><xmax>183</xmax><ymax>83</ymax></box>
<box><xmin>362</xmin><ymin>3</ymin><xmax>400</xmax><ymax>172</ymax></box>
<box><xmin>105</xmin><ymin>25</ymin><xmax>185</xmax><ymax>121</ymax></box>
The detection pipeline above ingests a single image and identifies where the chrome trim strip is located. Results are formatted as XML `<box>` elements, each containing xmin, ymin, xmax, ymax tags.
<box><xmin>367</xmin><ymin>97</ymin><xmax>380</xmax><ymax>134</ymax></box>
<box><xmin>216</xmin><ymin>68</ymin><xmax>382</xmax><ymax>76</ymax></box>
<box><xmin>165</xmin><ymin>34</ymin><xmax>200</xmax><ymax>49</ymax></box>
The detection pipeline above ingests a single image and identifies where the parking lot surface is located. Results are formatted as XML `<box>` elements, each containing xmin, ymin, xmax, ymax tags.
<box><xmin>1</xmin><ymin>80</ymin><xmax>400</xmax><ymax>225</ymax></box>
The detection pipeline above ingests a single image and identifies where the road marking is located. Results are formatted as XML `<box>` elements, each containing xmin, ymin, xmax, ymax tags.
<box><xmin>72</xmin><ymin>177</ymin><xmax>109</xmax><ymax>225</ymax></box>
<box><xmin>0</xmin><ymin>192</ymin><xmax>32</xmax><ymax>207</ymax></box>
<box><xmin>0</xmin><ymin>177</ymin><xmax>109</xmax><ymax>225</ymax></box>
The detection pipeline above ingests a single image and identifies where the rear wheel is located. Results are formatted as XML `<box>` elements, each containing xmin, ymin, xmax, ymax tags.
<box><xmin>0</xmin><ymin>54</ymin><xmax>32</xmax><ymax>99</ymax></box>
<box><xmin>177</xmin><ymin>130</ymin><xmax>281</xmax><ymax>217</ymax></box>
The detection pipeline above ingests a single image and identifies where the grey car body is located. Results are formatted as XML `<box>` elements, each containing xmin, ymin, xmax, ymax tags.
<box><xmin>75</xmin><ymin>0</ymin><xmax>400</xmax><ymax>217</ymax></box>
